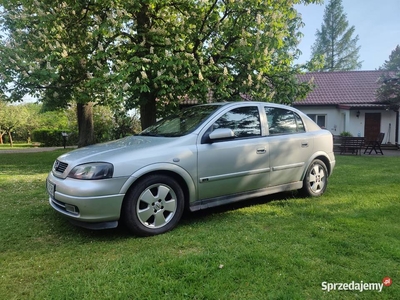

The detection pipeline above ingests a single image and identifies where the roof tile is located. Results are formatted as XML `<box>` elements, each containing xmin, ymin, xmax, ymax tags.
<box><xmin>295</xmin><ymin>70</ymin><xmax>386</xmax><ymax>106</ymax></box>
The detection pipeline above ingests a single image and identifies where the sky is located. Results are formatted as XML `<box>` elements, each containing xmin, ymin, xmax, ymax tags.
<box><xmin>294</xmin><ymin>0</ymin><xmax>400</xmax><ymax>70</ymax></box>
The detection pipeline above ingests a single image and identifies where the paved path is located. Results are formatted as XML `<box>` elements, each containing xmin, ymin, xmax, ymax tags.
<box><xmin>0</xmin><ymin>147</ymin><xmax>75</xmax><ymax>154</ymax></box>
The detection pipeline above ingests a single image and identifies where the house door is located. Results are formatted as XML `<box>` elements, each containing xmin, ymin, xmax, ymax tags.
<box><xmin>364</xmin><ymin>113</ymin><xmax>381</xmax><ymax>142</ymax></box>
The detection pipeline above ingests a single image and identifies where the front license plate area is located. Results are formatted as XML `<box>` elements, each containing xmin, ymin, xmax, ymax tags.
<box><xmin>47</xmin><ymin>180</ymin><xmax>55</xmax><ymax>198</ymax></box>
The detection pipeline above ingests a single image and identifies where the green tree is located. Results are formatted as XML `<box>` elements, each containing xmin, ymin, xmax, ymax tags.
<box><xmin>0</xmin><ymin>101</ymin><xmax>28</xmax><ymax>146</ymax></box>
<box><xmin>18</xmin><ymin>103</ymin><xmax>40</xmax><ymax>143</ymax></box>
<box><xmin>376</xmin><ymin>45</ymin><xmax>400</xmax><ymax>108</ymax></box>
<box><xmin>1</xmin><ymin>0</ymin><xmax>320</xmax><ymax>146</ymax></box>
<box><xmin>376</xmin><ymin>72</ymin><xmax>400</xmax><ymax>107</ymax></box>
<box><xmin>0</xmin><ymin>1</ymin><xmax>114</xmax><ymax>146</ymax></box>
<box><xmin>310</xmin><ymin>0</ymin><xmax>362</xmax><ymax>71</ymax></box>
<box><xmin>0</xmin><ymin>100</ymin><xmax>7</xmax><ymax>144</ymax></box>
<box><xmin>11</xmin><ymin>103</ymin><xmax>73</xmax><ymax>143</ymax></box>
<box><xmin>379</xmin><ymin>45</ymin><xmax>400</xmax><ymax>71</ymax></box>
<box><xmin>37</xmin><ymin>109</ymin><xmax>71</xmax><ymax>131</ymax></box>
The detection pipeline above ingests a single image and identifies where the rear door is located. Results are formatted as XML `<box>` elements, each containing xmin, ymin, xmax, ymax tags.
<box><xmin>264</xmin><ymin>106</ymin><xmax>314</xmax><ymax>186</ymax></box>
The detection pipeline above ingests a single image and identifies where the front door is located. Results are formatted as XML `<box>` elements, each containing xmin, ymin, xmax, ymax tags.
<box><xmin>364</xmin><ymin>113</ymin><xmax>381</xmax><ymax>142</ymax></box>
<box><xmin>197</xmin><ymin>105</ymin><xmax>270</xmax><ymax>201</ymax></box>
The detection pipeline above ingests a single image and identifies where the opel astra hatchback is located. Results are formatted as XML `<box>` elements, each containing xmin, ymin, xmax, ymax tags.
<box><xmin>47</xmin><ymin>101</ymin><xmax>335</xmax><ymax>236</ymax></box>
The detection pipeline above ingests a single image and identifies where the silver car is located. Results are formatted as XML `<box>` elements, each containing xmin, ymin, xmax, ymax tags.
<box><xmin>47</xmin><ymin>102</ymin><xmax>335</xmax><ymax>236</ymax></box>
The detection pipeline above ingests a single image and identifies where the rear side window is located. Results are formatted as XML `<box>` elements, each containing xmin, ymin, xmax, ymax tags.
<box><xmin>265</xmin><ymin>107</ymin><xmax>305</xmax><ymax>135</ymax></box>
<box><xmin>294</xmin><ymin>113</ymin><xmax>305</xmax><ymax>132</ymax></box>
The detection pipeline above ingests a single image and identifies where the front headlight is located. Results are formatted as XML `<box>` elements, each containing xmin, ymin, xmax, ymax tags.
<box><xmin>68</xmin><ymin>163</ymin><xmax>114</xmax><ymax>180</ymax></box>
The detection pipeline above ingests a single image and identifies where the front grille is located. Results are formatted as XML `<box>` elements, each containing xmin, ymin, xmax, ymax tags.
<box><xmin>54</xmin><ymin>160</ymin><xmax>68</xmax><ymax>173</ymax></box>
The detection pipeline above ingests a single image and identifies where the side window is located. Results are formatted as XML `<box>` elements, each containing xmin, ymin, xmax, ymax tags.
<box><xmin>213</xmin><ymin>106</ymin><xmax>261</xmax><ymax>138</ymax></box>
<box><xmin>265</xmin><ymin>107</ymin><xmax>305</xmax><ymax>135</ymax></box>
<box><xmin>294</xmin><ymin>112</ymin><xmax>306</xmax><ymax>132</ymax></box>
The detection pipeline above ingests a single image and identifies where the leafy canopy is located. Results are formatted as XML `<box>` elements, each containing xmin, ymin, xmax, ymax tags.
<box><xmin>1</xmin><ymin>0</ymin><xmax>321</xmax><ymax>130</ymax></box>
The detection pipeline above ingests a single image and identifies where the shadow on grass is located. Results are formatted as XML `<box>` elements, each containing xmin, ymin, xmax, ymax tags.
<box><xmin>181</xmin><ymin>190</ymin><xmax>299</xmax><ymax>222</ymax></box>
<box><xmin>47</xmin><ymin>191</ymin><xmax>301</xmax><ymax>241</ymax></box>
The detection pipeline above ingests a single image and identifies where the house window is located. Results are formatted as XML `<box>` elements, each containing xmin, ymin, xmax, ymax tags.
<box><xmin>307</xmin><ymin>114</ymin><xmax>326</xmax><ymax>128</ymax></box>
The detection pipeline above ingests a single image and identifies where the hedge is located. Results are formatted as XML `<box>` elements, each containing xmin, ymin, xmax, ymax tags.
<box><xmin>32</xmin><ymin>129</ymin><xmax>78</xmax><ymax>147</ymax></box>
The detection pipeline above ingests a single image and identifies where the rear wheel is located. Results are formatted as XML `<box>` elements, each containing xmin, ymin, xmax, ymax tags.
<box><xmin>301</xmin><ymin>159</ymin><xmax>328</xmax><ymax>197</ymax></box>
<box><xmin>122</xmin><ymin>175</ymin><xmax>184</xmax><ymax>236</ymax></box>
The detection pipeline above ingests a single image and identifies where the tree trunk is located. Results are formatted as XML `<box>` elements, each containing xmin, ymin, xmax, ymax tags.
<box><xmin>8</xmin><ymin>131</ymin><xmax>13</xmax><ymax>147</ymax></box>
<box><xmin>136</xmin><ymin>4</ymin><xmax>157</xmax><ymax>130</ymax></box>
<box><xmin>139</xmin><ymin>95</ymin><xmax>157</xmax><ymax>130</ymax></box>
<box><xmin>0</xmin><ymin>133</ymin><xmax>3</xmax><ymax>144</ymax></box>
<box><xmin>77</xmin><ymin>102</ymin><xmax>95</xmax><ymax>148</ymax></box>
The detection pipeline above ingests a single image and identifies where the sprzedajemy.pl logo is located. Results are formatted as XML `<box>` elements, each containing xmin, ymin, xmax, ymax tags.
<box><xmin>321</xmin><ymin>277</ymin><xmax>393</xmax><ymax>293</ymax></box>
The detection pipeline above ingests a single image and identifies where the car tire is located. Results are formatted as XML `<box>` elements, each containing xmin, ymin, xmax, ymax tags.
<box><xmin>122</xmin><ymin>175</ymin><xmax>184</xmax><ymax>236</ymax></box>
<box><xmin>301</xmin><ymin>159</ymin><xmax>328</xmax><ymax>197</ymax></box>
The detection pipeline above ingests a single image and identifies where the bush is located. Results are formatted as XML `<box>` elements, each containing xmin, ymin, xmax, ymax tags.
<box><xmin>32</xmin><ymin>129</ymin><xmax>78</xmax><ymax>146</ymax></box>
<box><xmin>340</xmin><ymin>131</ymin><xmax>353</xmax><ymax>137</ymax></box>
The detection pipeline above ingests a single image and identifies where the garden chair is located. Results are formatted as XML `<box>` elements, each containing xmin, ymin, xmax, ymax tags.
<box><xmin>364</xmin><ymin>132</ymin><xmax>384</xmax><ymax>155</ymax></box>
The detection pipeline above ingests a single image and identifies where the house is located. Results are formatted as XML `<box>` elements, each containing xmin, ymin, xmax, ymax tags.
<box><xmin>294</xmin><ymin>70</ymin><xmax>399</xmax><ymax>145</ymax></box>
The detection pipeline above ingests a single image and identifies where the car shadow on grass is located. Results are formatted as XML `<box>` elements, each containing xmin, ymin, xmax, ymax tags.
<box><xmin>181</xmin><ymin>191</ymin><xmax>300</xmax><ymax>222</ymax></box>
<box><xmin>49</xmin><ymin>191</ymin><xmax>303</xmax><ymax>240</ymax></box>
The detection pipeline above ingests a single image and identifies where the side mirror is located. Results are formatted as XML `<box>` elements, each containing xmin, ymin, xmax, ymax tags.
<box><xmin>209</xmin><ymin>128</ymin><xmax>235</xmax><ymax>140</ymax></box>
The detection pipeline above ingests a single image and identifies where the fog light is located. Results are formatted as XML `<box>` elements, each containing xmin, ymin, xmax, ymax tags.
<box><xmin>65</xmin><ymin>204</ymin><xmax>79</xmax><ymax>214</ymax></box>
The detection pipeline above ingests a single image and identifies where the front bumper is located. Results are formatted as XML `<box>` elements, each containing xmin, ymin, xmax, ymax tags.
<box><xmin>47</xmin><ymin>171</ymin><xmax>128</xmax><ymax>223</ymax></box>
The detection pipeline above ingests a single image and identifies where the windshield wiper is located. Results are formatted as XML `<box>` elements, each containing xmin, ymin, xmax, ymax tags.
<box><xmin>139</xmin><ymin>132</ymin><xmax>181</xmax><ymax>137</ymax></box>
<box><xmin>139</xmin><ymin>132</ymin><xmax>163</xmax><ymax>137</ymax></box>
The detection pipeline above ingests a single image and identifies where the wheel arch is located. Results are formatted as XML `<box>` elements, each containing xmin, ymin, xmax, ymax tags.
<box><xmin>315</xmin><ymin>155</ymin><xmax>332</xmax><ymax>175</ymax></box>
<box><xmin>301</xmin><ymin>153</ymin><xmax>332</xmax><ymax>181</ymax></box>
<box><xmin>120</xmin><ymin>164</ymin><xmax>196</xmax><ymax>212</ymax></box>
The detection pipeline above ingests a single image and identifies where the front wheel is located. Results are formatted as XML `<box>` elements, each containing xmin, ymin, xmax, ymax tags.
<box><xmin>122</xmin><ymin>175</ymin><xmax>184</xmax><ymax>236</ymax></box>
<box><xmin>301</xmin><ymin>159</ymin><xmax>328</xmax><ymax>197</ymax></box>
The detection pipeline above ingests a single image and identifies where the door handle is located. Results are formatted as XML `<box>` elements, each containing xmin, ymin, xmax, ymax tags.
<box><xmin>256</xmin><ymin>148</ymin><xmax>266</xmax><ymax>154</ymax></box>
<box><xmin>301</xmin><ymin>142</ymin><xmax>309</xmax><ymax>148</ymax></box>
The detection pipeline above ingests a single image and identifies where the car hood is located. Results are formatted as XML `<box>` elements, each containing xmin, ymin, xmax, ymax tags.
<box><xmin>57</xmin><ymin>135</ymin><xmax>181</xmax><ymax>164</ymax></box>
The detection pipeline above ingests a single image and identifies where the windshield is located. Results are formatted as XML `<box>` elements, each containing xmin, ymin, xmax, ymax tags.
<box><xmin>140</xmin><ymin>104</ymin><xmax>221</xmax><ymax>137</ymax></box>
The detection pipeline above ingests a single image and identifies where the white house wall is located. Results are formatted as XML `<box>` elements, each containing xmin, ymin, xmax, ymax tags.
<box><xmin>296</xmin><ymin>106</ymin><xmax>344</xmax><ymax>135</ymax></box>
<box><xmin>346</xmin><ymin>109</ymin><xmax>397</xmax><ymax>143</ymax></box>
<box><xmin>295</xmin><ymin>105</ymin><xmax>398</xmax><ymax>143</ymax></box>
<box><xmin>377</xmin><ymin>110</ymin><xmax>397</xmax><ymax>144</ymax></box>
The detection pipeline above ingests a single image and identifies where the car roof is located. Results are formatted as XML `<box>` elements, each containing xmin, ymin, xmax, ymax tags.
<box><xmin>194</xmin><ymin>101</ymin><xmax>309</xmax><ymax>121</ymax></box>
<box><xmin>196</xmin><ymin>101</ymin><xmax>297</xmax><ymax>110</ymax></box>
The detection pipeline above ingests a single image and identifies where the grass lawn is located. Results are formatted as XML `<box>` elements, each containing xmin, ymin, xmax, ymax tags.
<box><xmin>0</xmin><ymin>150</ymin><xmax>399</xmax><ymax>299</ymax></box>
